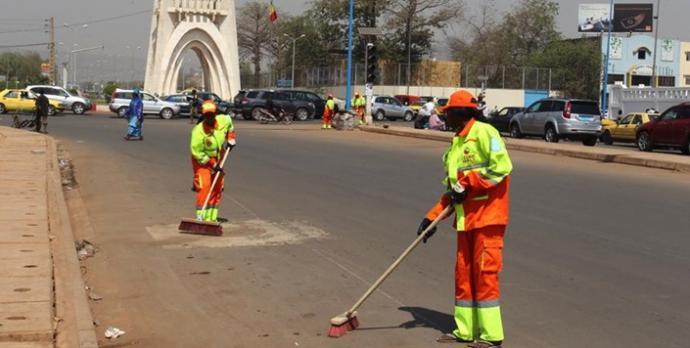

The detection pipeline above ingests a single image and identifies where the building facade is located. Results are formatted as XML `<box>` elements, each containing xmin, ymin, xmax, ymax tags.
<box><xmin>680</xmin><ymin>42</ymin><xmax>690</xmax><ymax>87</ymax></box>
<box><xmin>602</xmin><ymin>34</ymin><xmax>681</xmax><ymax>87</ymax></box>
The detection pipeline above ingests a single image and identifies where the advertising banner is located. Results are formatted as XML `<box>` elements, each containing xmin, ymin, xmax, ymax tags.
<box><xmin>613</xmin><ymin>4</ymin><xmax>653</xmax><ymax>32</ymax></box>
<box><xmin>578</xmin><ymin>4</ymin><xmax>611</xmax><ymax>32</ymax></box>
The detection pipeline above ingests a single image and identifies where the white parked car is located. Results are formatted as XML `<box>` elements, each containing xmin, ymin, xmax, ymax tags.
<box><xmin>26</xmin><ymin>85</ymin><xmax>93</xmax><ymax>115</ymax></box>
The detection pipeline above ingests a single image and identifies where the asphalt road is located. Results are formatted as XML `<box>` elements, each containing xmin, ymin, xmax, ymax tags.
<box><xmin>3</xmin><ymin>113</ymin><xmax>689</xmax><ymax>347</ymax></box>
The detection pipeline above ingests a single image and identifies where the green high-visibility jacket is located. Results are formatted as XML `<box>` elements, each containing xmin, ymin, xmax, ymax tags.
<box><xmin>427</xmin><ymin>118</ymin><xmax>513</xmax><ymax>231</ymax></box>
<box><xmin>190</xmin><ymin>115</ymin><xmax>234</xmax><ymax>165</ymax></box>
<box><xmin>351</xmin><ymin>96</ymin><xmax>365</xmax><ymax>107</ymax></box>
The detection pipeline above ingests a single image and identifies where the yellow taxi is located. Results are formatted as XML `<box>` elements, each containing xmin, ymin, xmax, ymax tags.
<box><xmin>601</xmin><ymin>112</ymin><xmax>657</xmax><ymax>145</ymax></box>
<box><xmin>0</xmin><ymin>89</ymin><xmax>63</xmax><ymax>116</ymax></box>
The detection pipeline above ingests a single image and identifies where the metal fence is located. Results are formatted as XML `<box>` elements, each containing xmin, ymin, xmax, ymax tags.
<box><xmin>241</xmin><ymin>63</ymin><xmax>564</xmax><ymax>91</ymax></box>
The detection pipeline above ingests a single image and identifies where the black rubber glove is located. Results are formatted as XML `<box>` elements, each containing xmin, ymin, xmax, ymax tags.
<box><xmin>448</xmin><ymin>181</ymin><xmax>468</xmax><ymax>205</ymax></box>
<box><xmin>212</xmin><ymin>163</ymin><xmax>223</xmax><ymax>175</ymax></box>
<box><xmin>417</xmin><ymin>218</ymin><xmax>437</xmax><ymax>244</ymax></box>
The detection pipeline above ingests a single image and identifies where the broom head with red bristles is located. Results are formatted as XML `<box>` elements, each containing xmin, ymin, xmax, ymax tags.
<box><xmin>328</xmin><ymin>311</ymin><xmax>359</xmax><ymax>338</ymax></box>
<box><xmin>178</xmin><ymin>218</ymin><xmax>223</xmax><ymax>236</ymax></box>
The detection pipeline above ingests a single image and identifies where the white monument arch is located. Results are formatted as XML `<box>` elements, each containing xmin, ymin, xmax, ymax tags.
<box><xmin>144</xmin><ymin>0</ymin><xmax>241</xmax><ymax>99</ymax></box>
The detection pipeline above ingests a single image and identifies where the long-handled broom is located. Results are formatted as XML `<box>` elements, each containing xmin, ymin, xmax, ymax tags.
<box><xmin>328</xmin><ymin>205</ymin><xmax>453</xmax><ymax>338</ymax></box>
<box><xmin>178</xmin><ymin>146</ymin><xmax>234</xmax><ymax>236</ymax></box>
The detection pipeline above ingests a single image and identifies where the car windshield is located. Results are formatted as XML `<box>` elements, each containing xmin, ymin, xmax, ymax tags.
<box><xmin>246</xmin><ymin>91</ymin><xmax>259</xmax><ymax>98</ymax></box>
<box><xmin>571</xmin><ymin>101</ymin><xmax>599</xmax><ymax>115</ymax></box>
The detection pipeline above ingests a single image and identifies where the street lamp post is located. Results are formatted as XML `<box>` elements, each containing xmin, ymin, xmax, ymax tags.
<box><xmin>651</xmin><ymin>0</ymin><xmax>661</xmax><ymax>87</ymax></box>
<box><xmin>601</xmin><ymin>0</ymin><xmax>614</xmax><ymax>117</ymax></box>
<box><xmin>71</xmin><ymin>45</ymin><xmax>105</xmax><ymax>88</ymax></box>
<box><xmin>284</xmin><ymin>34</ymin><xmax>306</xmax><ymax>89</ymax></box>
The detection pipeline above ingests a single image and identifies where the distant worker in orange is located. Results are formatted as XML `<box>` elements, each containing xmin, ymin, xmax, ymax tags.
<box><xmin>190</xmin><ymin>103</ymin><xmax>236</xmax><ymax>222</ymax></box>
<box><xmin>419</xmin><ymin>90</ymin><xmax>513</xmax><ymax>347</ymax></box>
<box><xmin>351</xmin><ymin>92</ymin><xmax>366</xmax><ymax>125</ymax></box>
<box><xmin>323</xmin><ymin>94</ymin><xmax>335</xmax><ymax>129</ymax></box>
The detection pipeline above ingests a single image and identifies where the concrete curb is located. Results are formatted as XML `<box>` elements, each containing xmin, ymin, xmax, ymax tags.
<box><xmin>359</xmin><ymin>125</ymin><xmax>690</xmax><ymax>173</ymax></box>
<box><xmin>45</xmin><ymin>138</ymin><xmax>98</xmax><ymax>348</ymax></box>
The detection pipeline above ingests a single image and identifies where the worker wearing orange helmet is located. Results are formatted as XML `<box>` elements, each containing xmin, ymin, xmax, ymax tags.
<box><xmin>418</xmin><ymin>90</ymin><xmax>512</xmax><ymax>347</ymax></box>
<box><xmin>323</xmin><ymin>94</ymin><xmax>335</xmax><ymax>129</ymax></box>
<box><xmin>189</xmin><ymin>102</ymin><xmax>236</xmax><ymax>222</ymax></box>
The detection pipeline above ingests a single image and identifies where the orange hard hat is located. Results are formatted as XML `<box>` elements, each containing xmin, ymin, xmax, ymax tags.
<box><xmin>443</xmin><ymin>90</ymin><xmax>479</xmax><ymax>111</ymax></box>
<box><xmin>201</xmin><ymin>102</ymin><xmax>217</xmax><ymax>115</ymax></box>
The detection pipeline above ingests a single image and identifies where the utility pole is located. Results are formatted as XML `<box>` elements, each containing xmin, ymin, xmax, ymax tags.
<box><xmin>344</xmin><ymin>0</ymin><xmax>355</xmax><ymax>111</ymax></box>
<box><xmin>284</xmin><ymin>33</ymin><xmax>305</xmax><ymax>89</ymax></box>
<box><xmin>47</xmin><ymin>17</ymin><xmax>57</xmax><ymax>85</ymax></box>
<box><xmin>601</xmin><ymin>0</ymin><xmax>614</xmax><ymax>117</ymax></box>
<box><xmin>651</xmin><ymin>0</ymin><xmax>661</xmax><ymax>87</ymax></box>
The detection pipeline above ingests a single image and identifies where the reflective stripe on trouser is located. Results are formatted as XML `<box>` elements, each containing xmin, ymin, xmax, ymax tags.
<box><xmin>192</xmin><ymin>158</ymin><xmax>224</xmax><ymax>222</ymax></box>
<box><xmin>452</xmin><ymin>225</ymin><xmax>505</xmax><ymax>342</ymax></box>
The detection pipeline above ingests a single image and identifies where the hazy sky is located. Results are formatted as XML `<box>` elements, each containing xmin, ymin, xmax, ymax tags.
<box><xmin>1</xmin><ymin>0</ymin><xmax>687</xmax><ymax>81</ymax></box>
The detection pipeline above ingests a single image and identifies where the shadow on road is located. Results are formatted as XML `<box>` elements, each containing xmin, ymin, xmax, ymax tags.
<box><xmin>398</xmin><ymin>306</ymin><xmax>454</xmax><ymax>333</ymax></box>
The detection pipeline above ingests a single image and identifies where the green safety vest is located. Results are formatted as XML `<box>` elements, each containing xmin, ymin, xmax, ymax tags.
<box><xmin>190</xmin><ymin>115</ymin><xmax>234</xmax><ymax>165</ymax></box>
<box><xmin>443</xmin><ymin>119</ymin><xmax>513</xmax><ymax>231</ymax></box>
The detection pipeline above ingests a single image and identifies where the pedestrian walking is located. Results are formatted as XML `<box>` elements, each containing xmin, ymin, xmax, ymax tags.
<box><xmin>351</xmin><ymin>92</ymin><xmax>366</xmax><ymax>125</ymax></box>
<box><xmin>323</xmin><ymin>94</ymin><xmax>335</xmax><ymax>129</ymax></box>
<box><xmin>187</xmin><ymin>89</ymin><xmax>199</xmax><ymax>124</ymax></box>
<box><xmin>124</xmin><ymin>88</ymin><xmax>144</xmax><ymax>140</ymax></box>
<box><xmin>189</xmin><ymin>103</ymin><xmax>236</xmax><ymax>222</ymax></box>
<box><xmin>418</xmin><ymin>90</ymin><xmax>513</xmax><ymax>347</ymax></box>
<box><xmin>34</xmin><ymin>91</ymin><xmax>50</xmax><ymax>133</ymax></box>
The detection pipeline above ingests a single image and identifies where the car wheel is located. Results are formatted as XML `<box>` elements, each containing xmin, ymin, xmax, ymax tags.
<box><xmin>295</xmin><ymin>108</ymin><xmax>309</xmax><ymax>121</ymax></box>
<box><xmin>47</xmin><ymin>105</ymin><xmax>56</xmax><ymax>116</ymax></box>
<box><xmin>601</xmin><ymin>130</ymin><xmax>613</xmax><ymax>145</ymax></box>
<box><xmin>374</xmin><ymin>110</ymin><xmax>385</xmax><ymax>121</ymax></box>
<box><xmin>118</xmin><ymin>107</ymin><xmax>128</xmax><ymax>118</ymax></box>
<box><xmin>637</xmin><ymin>131</ymin><xmax>652</xmax><ymax>152</ymax></box>
<box><xmin>544</xmin><ymin>125</ymin><xmax>559</xmax><ymax>143</ymax></box>
<box><xmin>582</xmin><ymin>136</ymin><xmax>597</xmax><ymax>147</ymax></box>
<box><xmin>509</xmin><ymin>123</ymin><xmax>523</xmax><ymax>138</ymax></box>
<box><xmin>0</xmin><ymin>103</ymin><xmax>6</xmax><ymax>114</ymax></box>
<box><xmin>403</xmin><ymin>111</ymin><xmax>413</xmax><ymax>122</ymax></box>
<box><xmin>682</xmin><ymin>137</ymin><xmax>690</xmax><ymax>155</ymax></box>
<box><xmin>72</xmin><ymin>102</ymin><xmax>86</xmax><ymax>115</ymax></box>
<box><xmin>251</xmin><ymin>107</ymin><xmax>262</xmax><ymax>120</ymax></box>
<box><xmin>159</xmin><ymin>108</ymin><xmax>174</xmax><ymax>120</ymax></box>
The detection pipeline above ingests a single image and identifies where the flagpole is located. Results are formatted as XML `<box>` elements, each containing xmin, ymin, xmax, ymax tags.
<box><xmin>345</xmin><ymin>0</ymin><xmax>354</xmax><ymax>111</ymax></box>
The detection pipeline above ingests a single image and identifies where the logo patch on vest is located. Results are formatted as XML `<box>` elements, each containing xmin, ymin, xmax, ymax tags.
<box><xmin>206</xmin><ymin>138</ymin><xmax>214</xmax><ymax>147</ymax></box>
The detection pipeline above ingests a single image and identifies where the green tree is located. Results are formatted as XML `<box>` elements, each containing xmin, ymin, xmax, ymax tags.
<box><xmin>451</xmin><ymin>0</ymin><xmax>560</xmax><ymax>67</ymax></box>
<box><xmin>0</xmin><ymin>52</ymin><xmax>46</xmax><ymax>87</ymax></box>
<box><xmin>237</xmin><ymin>1</ymin><xmax>279</xmax><ymax>86</ymax></box>
<box><xmin>103</xmin><ymin>82</ymin><xmax>119</xmax><ymax>102</ymax></box>
<box><xmin>530</xmin><ymin>38</ymin><xmax>601</xmax><ymax>99</ymax></box>
<box><xmin>382</xmin><ymin>0</ymin><xmax>462</xmax><ymax>64</ymax></box>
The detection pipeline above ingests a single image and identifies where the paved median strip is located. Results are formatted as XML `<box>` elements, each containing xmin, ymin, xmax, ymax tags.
<box><xmin>0</xmin><ymin>126</ymin><xmax>98</xmax><ymax>348</ymax></box>
<box><xmin>359</xmin><ymin>125</ymin><xmax>690</xmax><ymax>173</ymax></box>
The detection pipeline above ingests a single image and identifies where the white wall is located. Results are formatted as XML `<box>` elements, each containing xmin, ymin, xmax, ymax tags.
<box><xmin>322</xmin><ymin>85</ymin><xmax>531</xmax><ymax>109</ymax></box>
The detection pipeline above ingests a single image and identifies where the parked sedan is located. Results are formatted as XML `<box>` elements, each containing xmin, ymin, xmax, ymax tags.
<box><xmin>600</xmin><ymin>112</ymin><xmax>657</xmax><ymax>145</ymax></box>
<box><xmin>27</xmin><ymin>85</ymin><xmax>92</xmax><ymax>115</ymax></box>
<box><xmin>0</xmin><ymin>89</ymin><xmax>63</xmax><ymax>115</ymax></box>
<box><xmin>162</xmin><ymin>94</ymin><xmax>194</xmax><ymax>114</ymax></box>
<box><xmin>371</xmin><ymin>95</ymin><xmax>414</xmax><ymax>121</ymax></box>
<box><xmin>636</xmin><ymin>103</ymin><xmax>690</xmax><ymax>154</ymax></box>
<box><xmin>486</xmin><ymin>107</ymin><xmax>523</xmax><ymax>133</ymax></box>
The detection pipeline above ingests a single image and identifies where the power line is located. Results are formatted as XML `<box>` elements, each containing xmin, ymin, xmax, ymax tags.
<box><xmin>0</xmin><ymin>42</ymin><xmax>49</xmax><ymax>48</ymax></box>
<box><xmin>0</xmin><ymin>9</ymin><xmax>151</xmax><ymax>35</ymax></box>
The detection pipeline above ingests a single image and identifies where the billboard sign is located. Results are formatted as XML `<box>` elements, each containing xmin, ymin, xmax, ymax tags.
<box><xmin>578</xmin><ymin>4</ymin><xmax>611</xmax><ymax>32</ymax></box>
<box><xmin>613</xmin><ymin>4</ymin><xmax>653</xmax><ymax>32</ymax></box>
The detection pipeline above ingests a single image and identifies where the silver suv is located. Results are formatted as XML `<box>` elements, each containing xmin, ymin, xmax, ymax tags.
<box><xmin>509</xmin><ymin>98</ymin><xmax>602</xmax><ymax>146</ymax></box>
<box><xmin>109</xmin><ymin>89</ymin><xmax>180</xmax><ymax>119</ymax></box>
<box><xmin>26</xmin><ymin>85</ymin><xmax>92</xmax><ymax>115</ymax></box>
<box><xmin>371</xmin><ymin>95</ymin><xmax>414</xmax><ymax>121</ymax></box>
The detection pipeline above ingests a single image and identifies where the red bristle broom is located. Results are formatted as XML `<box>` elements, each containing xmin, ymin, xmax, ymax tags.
<box><xmin>328</xmin><ymin>206</ymin><xmax>452</xmax><ymax>338</ymax></box>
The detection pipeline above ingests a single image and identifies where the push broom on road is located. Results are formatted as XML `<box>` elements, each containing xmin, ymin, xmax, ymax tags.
<box><xmin>178</xmin><ymin>145</ymin><xmax>233</xmax><ymax>236</ymax></box>
<box><xmin>328</xmin><ymin>206</ymin><xmax>453</xmax><ymax>338</ymax></box>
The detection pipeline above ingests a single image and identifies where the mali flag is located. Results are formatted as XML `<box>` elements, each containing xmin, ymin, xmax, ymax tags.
<box><xmin>269</xmin><ymin>1</ymin><xmax>278</xmax><ymax>23</ymax></box>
